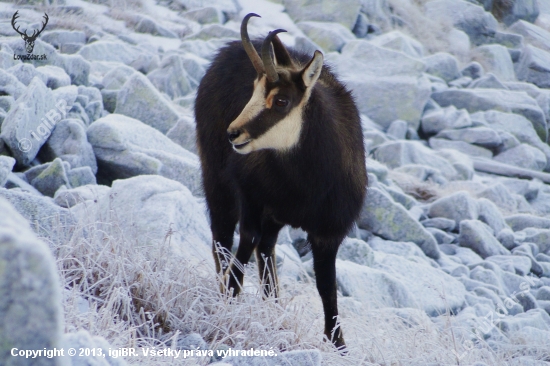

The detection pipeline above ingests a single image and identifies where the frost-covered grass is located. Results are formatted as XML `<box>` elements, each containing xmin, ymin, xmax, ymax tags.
<box><xmin>38</xmin><ymin>206</ymin><xmax>548</xmax><ymax>365</ymax></box>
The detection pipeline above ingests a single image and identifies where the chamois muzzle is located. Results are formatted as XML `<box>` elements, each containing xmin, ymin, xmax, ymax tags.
<box><xmin>227</xmin><ymin>130</ymin><xmax>242</xmax><ymax>142</ymax></box>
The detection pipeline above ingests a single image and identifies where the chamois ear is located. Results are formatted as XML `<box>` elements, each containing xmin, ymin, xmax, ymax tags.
<box><xmin>301</xmin><ymin>50</ymin><xmax>323</xmax><ymax>88</ymax></box>
<box><xmin>272</xmin><ymin>35</ymin><xmax>293</xmax><ymax>67</ymax></box>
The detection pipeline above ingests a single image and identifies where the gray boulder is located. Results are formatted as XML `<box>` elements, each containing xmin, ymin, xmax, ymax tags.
<box><xmin>115</xmin><ymin>72</ymin><xmax>180</xmax><ymax>134</ymax></box>
<box><xmin>297</xmin><ymin>21</ymin><xmax>355</xmax><ymax>52</ymax></box>
<box><xmin>340</xmin><ymin>40</ymin><xmax>426</xmax><ymax>76</ymax></box>
<box><xmin>332</xmin><ymin>41</ymin><xmax>429</xmax><ymax>129</ymax></box>
<box><xmin>437</xmin><ymin>149</ymin><xmax>475</xmax><ymax>180</ymax></box>
<box><xmin>0</xmin><ymin>197</ymin><xmax>64</xmax><ymax>366</ymax></box>
<box><xmin>515</xmin><ymin>45</ymin><xmax>550</xmax><ymax>88</ymax></box>
<box><xmin>424</xmin><ymin>0</ymin><xmax>498</xmax><ymax>46</ymax></box>
<box><xmin>182</xmin><ymin>7</ymin><xmax>224</xmax><ymax>24</ymax></box>
<box><xmin>186</xmin><ymin>24</ymin><xmax>239</xmax><ymax>40</ymax></box>
<box><xmin>40</xmin><ymin>30</ymin><xmax>86</xmax><ymax>48</ymax></box>
<box><xmin>494</xmin><ymin>143</ymin><xmax>547</xmax><ymax>171</ymax></box>
<box><xmin>423</xmin><ymin>52</ymin><xmax>461</xmax><ymax>82</ymax></box>
<box><xmin>469</xmin><ymin>73</ymin><xmax>507</xmax><ymax>89</ymax></box>
<box><xmin>0</xmin><ymin>156</ymin><xmax>15</xmax><ymax>187</ymax></box>
<box><xmin>166</xmin><ymin>116</ymin><xmax>197</xmax><ymax>153</ymax></box>
<box><xmin>386</xmin><ymin>119</ymin><xmax>408</xmax><ymax>140</ymax></box>
<box><xmin>54</xmin><ymin>184</ymin><xmax>110</xmax><ymax>208</ymax></box>
<box><xmin>481</xmin><ymin>110</ymin><xmax>550</xmax><ymax>169</ymax></box>
<box><xmin>498</xmin><ymin>309</ymin><xmax>550</xmax><ymax>334</ymax></box>
<box><xmin>428</xmin><ymin>191</ymin><xmax>479</xmax><ymax>227</ymax></box>
<box><xmin>7</xmin><ymin>63</ymin><xmax>38</xmax><ymax>86</ymax></box>
<box><xmin>420</xmin><ymin>106</ymin><xmax>472</xmax><ymax>135</ymax></box>
<box><xmin>374</xmin><ymin>141</ymin><xmax>457</xmax><ymax>179</ymax></box>
<box><xmin>471</xmin><ymin>44</ymin><xmax>516</xmax><ymax>81</ymax></box>
<box><xmin>432</xmin><ymin>89</ymin><xmax>547</xmax><ymax>142</ymax></box>
<box><xmin>337</xmin><ymin>237</ymin><xmax>374</xmax><ymax>266</ymax></box>
<box><xmin>147</xmin><ymin>55</ymin><xmax>193</xmax><ymax>99</ymax></box>
<box><xmin>506</xmin><ymin>214</ymin><xmax>550</xmax><ymax>231</ymax></box>
<box><xmin>134</xmin><ymin>14</ymin><xmax>177</xmax><ymax>38</ymax></box>
<box><xmin>87</xmin><ymin>114</ymin><xmax>201</xmax><ymax>196</ymax></box>
<box><xmin>78</xmin><ymin>41</ymin><xmax>158</xmax><ymax>73</ymax></box>
<box><xmin>101</xmin><ymin>64</ymin><xmax>136</xmax><ymax>90</ymax></box>
<box><xmin>358</xmin><ymin>187</ymin><xmax>440</xmax><ymax>259</ymax></box>
<box><xmin>283</xmin><ymin>0</ymin><xmax>361</xmax><ymax>30</ymax></box>
<box><xmin>0</xmin><ymin>68</ymin><xmax>25</xmax><ymax>100</ymax></box>
<box><xmin>40</xmin><ymin>119</ymin><xmax>98</xmax><ymax>174</ymax></box>
<box><xmin>498</xmin><ymin>177</ymin><xmax>541</xmax><ymax>201</ymax></box>
<box><xmin>30</xmin><ymin>158</ymin><xmax>70</xmax><ymax>198</ymax></box>
<box><xmin>493</xmin><ymin>0</ymin><xmax>540</xmax><ymax>26</ymax></box>
<box><xmin>426</xmin><ymin>227</ymin><xmax>455</xmax><ymax>244</ymax></box>
<box><xmin>428</xmin><ymin>137</ymin><xmax>493</xmax><ymax>159</ymax></box>
<box><xmin>487</xmin><ymin>255</ymin><xmax>532</xmax><ymax>276</ymax></box>
<box><xmin>370</xmin><ymin>31</ymin><xmax>424</xmax><ymax>58</ymax></box>
<box><xmin>67</xmin><ymin>166</ymin><xmax>97</xmax><ymax>188</ymax></box>
<box><xmin>57</xmin><ymin>54</ymin><xmax>90</xmax><ymax>86</ymax></box>
<box><xmin>477</xmin><ymin>198</ymin><xmax>508</xmax><ymax>234</ymax></box>
<box><xmin>458</xmin><ymin>220</ymin><xmax>510</xmax><ymax>258</ymax></box>
<box><xmin>477</xmin><ymin>183</ymin><xmax>518</xmax><ymax>213</ymax></box>
<box><xmin>461</xmin><ymin>61</ymin><xmax>484</xmax><ymax>79</ymax></box>
<box><xmin>336</xmin><ymin>253</ymin><xmax>465</xmax><ymax>315</ymax></box>
<box><xmin>360</xmin><ymin>0</ymin><xmax>392</xmax><ymax>30</ymax></box>
<box><xmin>344</xmin><ymin>75</ymin><xmax>431</xmax><ymax>130</ymax></box>
<box><xmin>509</xmin><ymin>20</ymin><xmax>550</xmax><ymax>53</ymax></box>
<box><xmin>435</xmin><ymin>126</ymin><xmax>502</xmax><ymax>149</ymax></box>
<box><xmin>35</xmin><ymin>65</ymin><xmax>71</xmax><ymax>89</ymax></box>
<box><xmin>72</xmin><ymin>175</ymin><xmax>212</xmax><ymax>265</ymax></box>
<box><xmin>0</xmin><ymin>77</ymin><xmax>58</xmax><ymax>166</ymax></box>
<box><xmin>421</xmin><ymin>217</ymin><xmax>456</xmax><ymax>231</ymax></box>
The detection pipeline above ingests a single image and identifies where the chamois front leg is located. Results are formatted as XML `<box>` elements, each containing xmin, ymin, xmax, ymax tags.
<box><xmin>255</xmin><ymin>218</ymin><xmax>283</xmax><ymax>299</ymax></box>
<box><xmin>310</xmin><ymin>236</ymin><xmax>346</xmax><ymax>351</ymax></box>
<box><xmin>224</xmin><ymin>202</ymin><xmax>262</xmax><ymax>296</ymax></box>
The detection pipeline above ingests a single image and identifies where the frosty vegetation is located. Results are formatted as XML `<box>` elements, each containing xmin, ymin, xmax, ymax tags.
<box><xmin>1</xmin><ymin>0</ymin><xmax>550</xmax><ymax>365</ymax></box>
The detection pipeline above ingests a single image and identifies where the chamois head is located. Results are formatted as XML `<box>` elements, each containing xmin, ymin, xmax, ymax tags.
<box><xmin>227</xmin><ymin>14</ymin><xmax>324</xmax><ymax>154</ymax></box>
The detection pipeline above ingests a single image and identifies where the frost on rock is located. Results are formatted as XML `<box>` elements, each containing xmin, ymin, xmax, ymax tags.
<box><xmin>0</xmin><ymin>197</ymin><xmax>64</xmax><ymax>366</ymax></box>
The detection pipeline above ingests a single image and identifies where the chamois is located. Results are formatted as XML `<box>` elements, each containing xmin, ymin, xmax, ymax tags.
<box><xmin>195</xmin><ymin>13</ymin><xmax>367</xmax><ymax>349</ymax></box>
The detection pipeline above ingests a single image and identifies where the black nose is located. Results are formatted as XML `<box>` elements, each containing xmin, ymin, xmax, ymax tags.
<box><xmin>228</xmin><ymin>130</ymin><xmax>241</xmax><ymax>143</ymax></box>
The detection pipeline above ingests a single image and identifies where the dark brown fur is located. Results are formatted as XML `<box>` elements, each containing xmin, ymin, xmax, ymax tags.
<box><xmin>195</xmin><ymin>38</ymin><xmax>367</xmax><ymax>349</ymax></box>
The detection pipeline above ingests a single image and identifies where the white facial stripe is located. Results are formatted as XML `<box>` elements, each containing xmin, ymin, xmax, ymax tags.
<box><xmin>228</xmin><ymin>77</ymin><xmax>267</xmax><ymax>134</ymax></box>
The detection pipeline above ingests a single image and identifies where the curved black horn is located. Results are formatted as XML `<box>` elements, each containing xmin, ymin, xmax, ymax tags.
<box><xmin>262</xmin><ymin>29</ymin><xmax>287</xmax><ymax>82</ymax></box>
<box><xmin>241</xmin><ymin>13</ymin><xmax>264</xmax><ymax>75</ymax></box>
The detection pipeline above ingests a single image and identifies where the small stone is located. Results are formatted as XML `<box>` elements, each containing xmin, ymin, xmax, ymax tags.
<box><xmin>494</xmin><ymin>143</ymin><xmax>547</xmax><ymax>171</ymax></box>
<box><xmin>386</xmin><ymin>119</ymin><xmax>408</xmax><ymax>140</ymax></box>
<box><xmin>423</xmin><ymin>52</ymin><xmax>461</xmax><ymax>82</ymax></box>
<box><xmin>429</xmin><ymin>191</ymin><xmax>479</xmax><ymax>226</ymax></box>
<box><xmin>506</xmin><ymin>214</ymin><xmax>550</xmax><ymax>231</ymax></box>
<box><xmin>458</xmin><ymin>220</ymin><xmax>510</xmax><ymax>259</ymax></box>
<box><xmin>115</xmin><ymin>73</ymin><xmax>180</xmax><ymax>134</ymax></box>
<box><xmin>0</xmin><ymin>156</ymin><xmax>15</xmax><ymax>187</ymax></box>
<box><xmin>30</xmin><ymin>158</ymin><xmax>70</xmax><ymax>197</ymax></box>
<box><xmin>461</xmin><ymin>61</ymin><xmax>484</xmax><ymax>79</ymax></box>
<box><xmin>421</xmin><ymin>217</ymin><xmax>456</xmax><ymax>231</ymax></box>
<box><xmin>471</xmin><ymin>44</ymin><xmax>516</xmax><ymax>81</ymax></box>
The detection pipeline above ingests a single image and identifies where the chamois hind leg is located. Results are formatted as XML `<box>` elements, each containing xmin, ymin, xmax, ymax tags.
<box><xmin>255</xmin><ymin>218</ymin><xmax>283</xmax><ymax>299</ymax></box>
<box><xmin>225</xmin><ymin>200</ymin><xmax>263</xmax><ymax>296</ymax></box>
<box><xmin>310</xmin><ymin>235</ymin><xmax>346</xmax><ymax>351</ymax></box>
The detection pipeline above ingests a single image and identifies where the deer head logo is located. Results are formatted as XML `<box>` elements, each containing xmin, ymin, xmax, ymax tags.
<box><xmin>11</xmin><ymin>11</ymin><xmax>49</xmax><ymax>54</ymax></box>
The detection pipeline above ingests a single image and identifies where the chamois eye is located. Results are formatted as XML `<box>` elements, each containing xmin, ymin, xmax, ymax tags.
<box><xmin>275</xmin><ymin>98</ymin><xmax>288</xmax><ymax>107</ymax></box>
